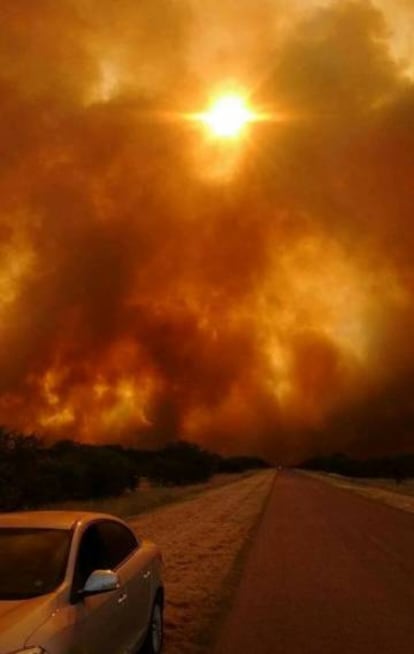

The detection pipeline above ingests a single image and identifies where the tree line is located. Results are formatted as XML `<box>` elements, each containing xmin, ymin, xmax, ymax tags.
<box><xmin>299</xmin><ymin>452</ymin><xmax>414</xmax><ymax>482</ymax></box>
<box><xmin>0</xmin><ymin>427</ymin><xmax>270</xmax><ymax>512</ymax></box>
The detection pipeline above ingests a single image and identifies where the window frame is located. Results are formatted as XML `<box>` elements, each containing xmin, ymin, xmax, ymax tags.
<box><xmin>96</xmin><ymin>519</ymin><xmax>140</xmax><ymax>571</ymax></box>
<box><xmin>70</xmin><ymin>519</ymin><xmax>139</xmax><ymax>603</ymax></box>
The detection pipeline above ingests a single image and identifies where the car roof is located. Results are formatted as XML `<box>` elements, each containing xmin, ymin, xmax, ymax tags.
<box><xmin>0</xmin><ymin>510</ymin><xmax>121</xmax><ymax>530</ymax></box>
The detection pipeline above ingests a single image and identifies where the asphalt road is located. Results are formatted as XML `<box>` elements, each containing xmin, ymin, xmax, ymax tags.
<box><xmin>213</xmin><ymin>471</ymin><xmax>414</xmax><ymax>654</ymax></box>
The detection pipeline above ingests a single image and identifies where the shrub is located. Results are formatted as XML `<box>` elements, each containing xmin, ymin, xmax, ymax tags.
<box><xmin>147</xmin><ymin>442</ymin><xmax>217</xmax><ymax>486</ymax></box>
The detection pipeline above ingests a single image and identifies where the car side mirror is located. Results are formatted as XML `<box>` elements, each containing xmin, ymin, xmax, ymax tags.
<box><xmin>81</xmin><ymin>570</ymin><xmax>120</xmax><ymax>597</ymax></box>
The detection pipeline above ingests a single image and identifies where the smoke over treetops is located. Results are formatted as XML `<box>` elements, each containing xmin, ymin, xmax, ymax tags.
<box><xmin>0</xmin><ymin>0</ymin><xmax>413</xmax><ymax>462</ymax></box>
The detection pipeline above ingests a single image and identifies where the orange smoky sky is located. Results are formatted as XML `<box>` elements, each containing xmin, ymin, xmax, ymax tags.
<box><xmin>0</xmin><ymin>0</ymin><xmax>413</xmax><ymax>462</ymax></box>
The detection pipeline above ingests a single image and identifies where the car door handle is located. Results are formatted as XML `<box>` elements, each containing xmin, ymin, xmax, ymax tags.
<box><xmin>117</xmin><ymin>593</ymin><xmax>128</xmax><ymax>605</ymax></box>
<box><xmin>143</xmin><ymin>570</ymin><xmax>152</xmax><ymax>579</ymax></box>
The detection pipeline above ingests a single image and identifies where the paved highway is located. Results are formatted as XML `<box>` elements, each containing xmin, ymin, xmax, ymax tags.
<box><xmin>213</xmin><ymin>472</ymin><xmax>414</xmax><ymax>654</ymax></box>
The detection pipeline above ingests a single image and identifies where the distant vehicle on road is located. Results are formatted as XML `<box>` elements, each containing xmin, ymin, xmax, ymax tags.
<box><xmin>0</xmin><ymin>511</ymin><xmax>164</xmax><ymax>654</ymax></box>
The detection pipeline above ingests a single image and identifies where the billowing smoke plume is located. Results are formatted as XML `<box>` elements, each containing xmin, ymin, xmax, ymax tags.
<box><xmin>0</xmin><ymin>0</ymin><xmax>413</xmax><ymax>461</ymax></box>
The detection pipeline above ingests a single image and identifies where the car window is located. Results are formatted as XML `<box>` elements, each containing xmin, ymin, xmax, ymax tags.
<box><xmin>0</xmin><ymin>528</ymin><xmax>72</xmax><ymax>600</ymax></box>
<box><xmin>73</xmin><ymin>524</ymin><xmax>110</xmax><ymax>591</ymax></box>
<box><xmin>97</xmin><ymin>521</ymin><xmax>138</xmax><ymax>570</ymax></box>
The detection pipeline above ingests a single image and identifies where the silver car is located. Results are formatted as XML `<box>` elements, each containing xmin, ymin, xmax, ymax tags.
<box><xmin>0</xmin><ymin>511</ymin><xmax>164</xmax><ymax>654</ymax></box>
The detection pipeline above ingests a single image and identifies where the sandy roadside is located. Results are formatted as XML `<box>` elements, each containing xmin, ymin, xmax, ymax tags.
<box><xmin>304</xmin><ymin>471</ymin><xmax>414</xmax><ymax>515</ymax></box>
<box><xmin>129</xmin><ymin>470</ymin><xmax>275</xmax><ymax>654</ymax></box>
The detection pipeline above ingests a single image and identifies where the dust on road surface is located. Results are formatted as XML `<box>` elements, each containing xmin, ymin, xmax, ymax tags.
<box><xmin>129</xmin><ymin>470</ymin><xmax>274</xmax><ymax>654</ymax></box>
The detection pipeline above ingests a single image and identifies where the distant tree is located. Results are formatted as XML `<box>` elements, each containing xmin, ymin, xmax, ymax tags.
<box><xmin>299</xmin><ymin>451</ymin><xmax>414</xmax><ymax>481</ymax></box>
<box><xmin>147</xmin><ymin>441</ymin><xmax>217</xmax><ymax>486</ymax></box>
<box><xmin>217</xmin><ymin>456</ymin><xmax>271</xmax><ymax>474</ymax></box>
<box><xmin>0</xmin><ymin>426</ymin><xmax>274</xmax><ymax>512</ymax></box>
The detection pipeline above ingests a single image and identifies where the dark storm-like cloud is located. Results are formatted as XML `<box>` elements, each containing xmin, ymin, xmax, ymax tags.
<box><xmin>0</xmin><ymin>0</ymin><xmax>413</xmax><ymax>460</ymax></box>
<box><xmin>253</xmin><ymin>1</ymin><xmax>414</xmax><ymax>459</ymax></box>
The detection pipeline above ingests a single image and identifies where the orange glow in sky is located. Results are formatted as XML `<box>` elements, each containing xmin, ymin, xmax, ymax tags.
<box><xmin>0</xmin><ymin>0</ymin><xmax>413</xmax><ymax>461</ymax></box>
<box><xmin>200</xmin><ymin>94</ymin><xmax>255</xmax><ymax>138</ymax></box>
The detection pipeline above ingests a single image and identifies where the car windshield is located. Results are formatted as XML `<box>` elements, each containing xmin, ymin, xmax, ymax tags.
<box><xmin>0</xmin><ymin>528</ymin><xmax>72</xmax><ymax>600</ymax></box>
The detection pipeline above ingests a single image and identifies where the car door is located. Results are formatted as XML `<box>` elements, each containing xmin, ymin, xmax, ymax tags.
<box><xmin>72</xmin><ymin>523</ymin><xmax>131</xmax><ymax>654</ymax></box>
<box><xmin>96</xmin><ymin>520</ymin><xmax>152</xmax><ymax>651</ymax></box>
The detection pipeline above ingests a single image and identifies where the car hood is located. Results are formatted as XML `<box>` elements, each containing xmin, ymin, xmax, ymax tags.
<box><xmin>0</xmin><ymin>594</ymin><xmax>58</xmax><ymax>652</ymax></box>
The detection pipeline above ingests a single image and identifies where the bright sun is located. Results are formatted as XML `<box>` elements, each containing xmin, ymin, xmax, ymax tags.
<box><xmin>201</xmin><ymin>94</ymin><xmax>254</xmax><ymax>138</ymax></box>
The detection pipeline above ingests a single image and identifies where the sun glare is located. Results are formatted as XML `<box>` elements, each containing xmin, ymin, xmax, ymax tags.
<box><xmin>201</xmin><ymin>94</ymin><xmax>254</xmax><ymax>138</ymax></box>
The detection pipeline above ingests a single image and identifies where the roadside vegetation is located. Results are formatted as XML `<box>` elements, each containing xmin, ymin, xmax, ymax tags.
<box><xmin>0</xmin><ymin>426</ymin><xmax>270</xmax><ymax>512</ymax></box>
<box><xmin>129</xmin><ymin>471</ymin><xmax>274</xmax><ymax>654</ymax></box>
<box><xmin>299</xmin><ymin>452</ymin><xmax>414</xmax><ymax>483</ymax></box>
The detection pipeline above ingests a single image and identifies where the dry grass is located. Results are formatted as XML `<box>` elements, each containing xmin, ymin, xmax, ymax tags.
<box><xmin>41</xmin><ymin>472</ymin><xmax>255</xmax><ymax>518</ymax></box>
<box><xmin>129</xmin><ymin>471</ymin><xmax>275</xmax><ymax>654</ymax></box>
<box><xmin>306</xmin><ymin>471</ymin><xmax>414</xmax><ymax>514</ymax></box>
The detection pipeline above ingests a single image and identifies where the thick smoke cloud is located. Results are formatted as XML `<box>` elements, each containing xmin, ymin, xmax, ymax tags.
<box><xmin>0</xmin><ymin>0</ymin><xmax>413</xmax><ymax>461</ymax></box>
